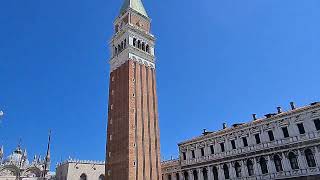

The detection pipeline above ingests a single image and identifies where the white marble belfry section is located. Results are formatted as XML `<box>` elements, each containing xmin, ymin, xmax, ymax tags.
<box><xmin>162</xmin><ymin>102</ymin><xmax>320</xmax><ymax>180</ymax></box>
<box><xmin>109</xmin><ymin>21</ymin><xmax>155</xmax><ymax>72</ymax></box>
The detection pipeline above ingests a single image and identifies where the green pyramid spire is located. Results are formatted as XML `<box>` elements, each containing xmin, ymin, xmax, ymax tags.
<box><xmin>120</xmin><ymin>0</ymin><xmax>148</xmax><ymax>18</ymax></box>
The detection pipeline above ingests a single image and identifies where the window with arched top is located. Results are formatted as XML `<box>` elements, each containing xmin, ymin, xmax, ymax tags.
<box><xmin>193</xmin><ymin>170</ymin><xmax>198</xmax><ymax>180</ymax></box>
<box><xmin>223</xmin><ymin>164</ymin><xmax>230</xmax><ymax>179</ymax></box>
<box><xmin>274</xmin><ymin>155</ymin><xmax>283</xmax><ymax>172</ymax></box>
<box><xmin>183</xmin><ymin>171</ymin><xmax>189</xmax><ymax>180</ymax></box>
<box><xmin>146</xmin><ymin>45</ymin><xmax>150</xmax><ymax>53</ymax></box>
<box><xmin>305</xmin><ymin>149</ymin><xmax>316</xmax><ymax>167</ymax></box>
<box><xmin>247</xmin><ymin>160</ymin><xmax>254</xmax><ymax>176</ymax></box>
<box><xmin>235</xmin><ymin>162</ymin><xmax>241</xmax><ymax>177</ymax></box>
<box><xmin>176</xmin><ymin>173</ymin><xmax>180</xmax><ymax>180</ymax></box>
<box><xmin>142</xmin><ymin>42</ymin><xmax>145</xmax><ymax>51</ymax></box>
<box><xmin>260</xmin><ymin>157</ymin><xmax>268</xmax><ymax>174</ymax></box>
<box><xmin>80</xmin><ymin>173</ymin><xmax>87</xmax><ymax>180</ymax></box>
<box><xmin>118</xmin><ymin>44</ymin><xmax>121</xmax><ymax>52</ymax></box>
<box><xmin>99</xmin><ymin>174</ymin><xmax>105</xmax><ymax>180</ymax></box>
<box><xmin>124</xmin><ymin>39</ymin><xmax>127</xmax><ymax>48</ymax></box>
<box><xmin>289</xmin><ymin>152</ymin><xmax>299</xmax><ymax>170</ymax></box>
<box><xmin>138</xmin><ymin>40</ymin><xmax>141</xmax><ymax>49</ymax></box>
<box><xmin>202</xmin><ymin>168</ymin><xmax>208</xmax><ymax>180</ymax></box>
<box><xmin>168</xmin><ymin>174</ymin><xmax>172</xmax><ymax>180</ymax></box>
<box><xmin>212</xmin><ymin>166</ymin><xmax>218</xmax><ymax>180</ymax></box>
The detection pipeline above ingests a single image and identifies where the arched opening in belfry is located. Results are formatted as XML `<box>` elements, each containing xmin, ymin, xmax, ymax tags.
<box><xmin>146</xmin><ymin>44</ymin><xmax>150</xmax><ymax>53</ymax></box>
<box><xmin>133</xmin><ymin>38</ymin><xmax>137</xmax><ymax>47</ymax></box>
<box><xmin>142</xmin><ymin>42</ymin><xmax>145</xmax><ymax>51</ymax></box>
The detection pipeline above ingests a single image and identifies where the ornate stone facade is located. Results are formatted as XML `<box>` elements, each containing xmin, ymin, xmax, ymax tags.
<box><xmin>0</xmin><ymin>144</ymin><xmax>51</xmax><ymax>180</ymax></box>
<box><xmin>55</xmin><ymin>159</ymin><xmax>105</xmax><ymax>180</ymax></box>
<box><xmin>162</xmin><ymin>102</ymin><xmax>320</xmax><ymax>180</ymax></box>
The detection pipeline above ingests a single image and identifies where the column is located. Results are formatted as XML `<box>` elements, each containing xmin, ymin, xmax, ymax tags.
<box><xmin>241</xmin><ymin>160</ymin><xmax>248</xmax><ymax>178</ymax></box>
<box><xmin>207</xmin><ymin>166</ymin><xmax>213</xmax><ymax>180</ymax></box>
<box><xmin>218</xmin><ymin>165</ymin><xmax>225</xmax><ymax>180</ymax></box>
<box><xmin>198</xmin><ymin>168</ymin><xmax>203</xmax><ymax>180</ymax></box>
<box><xmin>297</xmin><ymin>150</ymin><xmax>308</xmax><ymax>170</ymax></box>
<box><xmin>253</xmin><ymin>157</ymin><xmax>261</xmax><ymax>178</ymax></box>
<box><xmin>313</xmin><ymin>146</ymin><xmax>320</xmax><ymax>167</ymax></box>
<box><xmin>179</xmin><ymin>172</ymin><xmax>183</xmax><ymax>180</ymax></box>
<box><xmin>229</xmin><ymin>162</ymin><xmax>236</xmax><ymax>179</ymax></box>
<box><xmin>267</xmin><ymin>155</ymin><xmax>276</xmax><ymax>179</ymax></box>
<box><xmin>267</xmin><ymin>155</ymin><xmax>276</xmax><ymax>174</ymax></box>
<box><xmin>281</xmin><ymin>152</ymin><xmax>291</xmax><ymax>172</ymax></box>
<box><xmin>189</xmin><ymin>170</ymin><xmax>194</xmax><ymax>180</ymax></box>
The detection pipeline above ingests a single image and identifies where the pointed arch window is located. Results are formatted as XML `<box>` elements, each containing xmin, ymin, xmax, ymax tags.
<box><xmin>168</xmin><ymin>174</ymin><xmax>172</xmax><ymax>180</ymax></box>
<box><xmin>305</xmin><ymin>149</ymin><xmax>316</xmax><ymax>167</ymax></box>
<box><xmin>80</xmin><ymin>173</ymin><xmax>87</xmax><ymax>180</ymax></box>
<box><xmin>99</xmin><ymin>174</ymin><xmax>105</xmax><ymax>180</ymax></box>
<box><xmin>235</xmin><ymin>162</ymin><xmax>241</xmax><ymax>177</ymax></box>
<box><xmin>223</xmin><ymin>164</ymin><xmax>230</xmax><ymax>179</ymax></box>
<box><xmin>247</xmin><ymin>160</ymin><xmax>254</xmax><ymax>176</ymax></box>
<box><xmin>274</xmin><ymin>155</ymin><xmax>283</xmax><ymax>172</ymax></box>
<box><xmin>289</xmin><ymin>152</ymin><xmax>299</xmax><ymax>170</ymax></box>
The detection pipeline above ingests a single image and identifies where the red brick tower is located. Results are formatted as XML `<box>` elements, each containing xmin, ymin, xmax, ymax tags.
<box><xmin>105</xmin><ymin>0</ymin><xmax>161</xmax><ymax>180</ymax></box>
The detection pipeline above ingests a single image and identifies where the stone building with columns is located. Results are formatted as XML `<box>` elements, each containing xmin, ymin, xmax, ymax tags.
<box><xmin>161</xmin><ymin>102</ymin><xmax>320</xmax><ymax>180</ymax></box>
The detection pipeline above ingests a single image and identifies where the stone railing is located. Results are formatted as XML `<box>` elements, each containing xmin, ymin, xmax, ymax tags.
<box><xmin>181</xmin><ymin>131</ymin><xmax>320</xmax><ymax>166</ymax></box>
<box><xmin>237</xmin><ymin>167</ymin><xmax>320</xmax><ymax>180</ymax></box>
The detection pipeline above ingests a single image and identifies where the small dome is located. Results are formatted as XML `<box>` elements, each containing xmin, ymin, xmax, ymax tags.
<box><xmin>4</xmin><ymin>146</ymin><xmax>29</xmax><ymax>167</ymax></box>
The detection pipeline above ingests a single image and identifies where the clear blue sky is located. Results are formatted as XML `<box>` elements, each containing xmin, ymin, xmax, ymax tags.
<box><xmin>0</xmin><ymin>0</ymin><xmax>320</xmax><ymax>171</ymax></box>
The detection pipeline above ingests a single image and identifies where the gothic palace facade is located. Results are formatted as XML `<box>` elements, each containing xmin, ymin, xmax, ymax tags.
<box><xmin>161</xmin><ymin>102</ymin><xmax>320</xmax><ymax>180</ymax></box>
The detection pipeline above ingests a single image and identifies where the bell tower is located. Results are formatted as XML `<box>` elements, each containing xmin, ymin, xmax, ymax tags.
<box><xmin>105</xmin><ymin>0</ymin><xmax>162</xmax><ymax>180</ymax></box>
